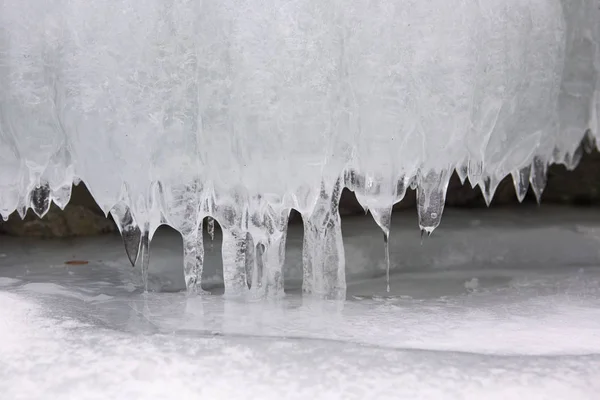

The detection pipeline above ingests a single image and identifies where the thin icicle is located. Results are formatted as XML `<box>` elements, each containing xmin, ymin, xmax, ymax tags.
<box><xmin>383</xmin><ymin>233</ymin><xmax>390</xmax><ymax>292</ymax></box>
<box><xmin>417</xmin><ymin>169</ymin><xmax>450</xmax><ymax>235</ymax></box>
<box><xmin>481</xmin><ymin>176</ymin><xmax>500</xmax><ymax>207</ymax></box>
<box><xmin>252</xmin><ymin>242</ymin><xmax>265</xmax><ymax>296</ymax></box>
<box><xmin>221</xmin><ymin>229</ymin><xmax>249</xmax><ymax>298</ymax></box>
<box><xmin>456</xmin><ymin>164</ymin><xmax>468</xmax><ymax>185</ymax></box>
<box><xmin>110</xmin><ymin>203</ymin><xmax>141</xmax><ymax>267</ymax></box>
<box><xmin>529</xmin><ymin>156</ymin><xmax>548</xmax><ymax>204</ymax></box>
<box><xmin>370</xmin><ymin>206</ymin><xmax>392</xmax><ymax>293</ymax></box>
<box><xmin>301</xmin><ymin>219</ymin><xmax>314</xmax><ymax>295</ymax></box>
<box><xmin>467</xmin><ymin>161</ymin><xmax>483</xmax><ymax>188</ymax></box>
<box><xmin>301</xmin><ymin>178</ymin><xmax>346</xmax><ymax>300</ymax></box>
<box><xmin>16</xmin><ymin>197</ymin><xmax>27</xmax><ymax>220</ymax></box>
<box><xmin>245</xmin><ymin>232</ymin><xmax>255</xmax><ymax>290</ymax></box>
<box><xmin>182</xmin><ymin>222</ymin><xmax>204</xmax><ymax>293</ymax></box>
<box><xmin>123</xmin><ymin>223</ymin><xmax>142</xmax><ymax>268</ymax></box>
<box><xmin>140</xmin><ymin>223</ymin><xmax>150</xmax><ymax>292</ymax></box>
<box><xmin>262</xmin><ymin>211</ymin><xmax>289</xmax><ymax>299</ymax></box>
<box><xmin>511</xmin><ymin>166</ymin><xmax>531</xmax><ymax>203</ymax></box>
<box><xmin>395</xmin><ymin>174</ymin><xmax>408</xmax><ymax>204</ymax></box>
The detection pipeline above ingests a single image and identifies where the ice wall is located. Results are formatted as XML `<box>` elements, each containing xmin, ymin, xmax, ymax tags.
<box><xmin>0</xmin><ymin>0</ymin><xmax>599</xmax><ymax>299</ymax></box>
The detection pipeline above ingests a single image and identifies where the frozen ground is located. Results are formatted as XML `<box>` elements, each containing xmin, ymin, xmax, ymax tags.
<box><xmin>1</xmin><ymin>207</ymin><xmax>600</xmax><ymax>399</ymax></box>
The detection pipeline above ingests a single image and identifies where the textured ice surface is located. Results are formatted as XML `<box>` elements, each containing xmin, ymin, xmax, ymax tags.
<box><xmin>1</xmin><ymin>210</ymin><xmax>600</xmax><ymax>399</ymax></box>
<box><xmin>1</xmin><ymin>1</ymin><xmax>600</xmax><ymax>298</ymax></box>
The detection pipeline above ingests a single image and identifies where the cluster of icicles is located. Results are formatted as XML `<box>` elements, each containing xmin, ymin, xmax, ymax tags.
<box><xmin>1</xmin><ymin>0</ymin><xmax>599</xmax><ymax>299</ymax></box>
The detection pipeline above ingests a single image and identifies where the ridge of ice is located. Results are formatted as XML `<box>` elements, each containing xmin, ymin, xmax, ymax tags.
<box><xmin>0</xmin><ymin>0</ymin><xmax>599</xmax><ymax>298</ymax></box>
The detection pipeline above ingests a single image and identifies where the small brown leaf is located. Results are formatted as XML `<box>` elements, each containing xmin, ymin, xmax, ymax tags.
<box><xmin>64</xmin><ymin>260</ymin><xmax>89</xmax><ymax>266</ymax></box>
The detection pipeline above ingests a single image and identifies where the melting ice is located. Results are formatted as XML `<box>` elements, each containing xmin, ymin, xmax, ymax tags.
<box><xmin>0</xmin><ymin>0</ymin><xmax>599</xmax><ymax>299</ymax></box>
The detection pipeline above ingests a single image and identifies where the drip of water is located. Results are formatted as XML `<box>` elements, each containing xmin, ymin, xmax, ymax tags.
<box><xmin>383</xmin><ymin>233</ymin><xmax>390</xmax><ymax>293</ymax></box>
<box><xmin>370</xmin><ymin>206</ymin><xmax>392</xmax><ymax>293</ymax></box>
<box><xmin>140</xmin><ymin>223</ymin><xmax>150</xmax><ymax>292</ymax></box>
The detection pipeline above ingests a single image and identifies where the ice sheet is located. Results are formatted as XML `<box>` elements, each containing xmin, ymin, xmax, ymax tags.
<box><xmin>1</xmin><ymin>209</ymin><xmax>600</xmax><ymax>399</ymax></box>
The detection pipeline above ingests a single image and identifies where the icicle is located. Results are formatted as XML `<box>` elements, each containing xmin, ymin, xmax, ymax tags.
<box><xmin>16</xmin><ymin>199</ymin><xmax>27</xmax><ymax>220</ymax></box>
<box><xmin>301</xmin><ymin>221</ymin><xmax>314</xmax><ymax>295</ymax></box>
<box><xmin>245</xmin><ymin>232</ymin><xmax>256</xmax><ymax>290</ymax></box>
<box><xmin>583</xmin><ymin>129</ymin><xmax>596</xmax><ymax>154</ymax></box>
<box><xmin>251</xmin><ymin>241</ymin><xmax>265</xmax><ymax>296</ymax></box>
<box><xmin>384</xmin><ymin>233</ymin><xmax>390</xmax><ymax>291</ymax></box>
<box><xmin>564</xmin><ymin>145</ymin><xmax>584</xmax><ymax>171</ymax></box>
<box><xmin>467</xmin><ymin>161</ymin><xmax>483</xmax><ymax>188</ymax></box>
<box><xmin>51</xmin><ymin>184</ymin><xmax>72</xmax><ymax>210</ymax></box>
<box><xmin>140</xmin><ymin>222</ymin><xmax>150</xmax><ymax>292</ymax></box>
<box><xmin>31</xmin><ymin>182</ymin><xmax>51</xmax><ymax>218</ymax></box>
<box><xmin>301</xmin><ymin>179</ymin><xmax>345</xmax><ymax>300</ymax></box>
<box><xmin>529</xmin><ymin>157</ymin><xmax>548</xmax><ymax>204</ymax></box>
<box><xmin>370</xmin><ymin>206</ymin><xmax>392</xmax><ymax>292</ymax></box>
<box><xmin>221</xmin><ymin>229</ymin><xmax>249</xmax><ymax>298</ymax></box>
<box><xmin>182</xmin><ymin>222</ymin><xmax>204</xmax><ymax>293</ymax></box>
<box><xmin>480</xmin><ymin>175</ymin><xmax>500</xmax><ymax>207</ymax></box>
<box><xmin>261</xmin><ymin>210</ymin><xmax>289</xmax><ymax>299</ymax></box>
<box><xmin>110</xmin><ymin>204</ymin><xmax>141</xmax><ymax>267</ymax></box>
<box><xmin>456</xmin><ymin>164</ymin><xmax>468</xmax><ymax>185</ymax></box>
<box><xmin>348</xmin><ymin>170</ymin><xmax>370</xmax><ymax>214</ymax></box>
<box><xmin>511</xmin><ymin>166</ymin><xmax>531</xmax><ymax>203</ymax></box>
<box><xmin>123</xmin><ymin>223</ymin><xmax>142</xmax><ymax>268</ymax></box>
<box><xmin>416</xmin><ymin>169</ymin><xmax>450</xmax><ymax>236</ymax></box>
<box><xmin>395</xmin><ymin>175</ymin><xmax>408</xmax><ymax>203</ymax></box>
<box><xmin>343</xmin><ymin>168</ymin><xmax>359</xmax><ymax>190</ymax></box>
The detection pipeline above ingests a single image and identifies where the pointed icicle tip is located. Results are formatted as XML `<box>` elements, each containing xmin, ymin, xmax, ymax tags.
<box><xmin>481</xmin><ymin>176</ymin><xmax>500</xmax><ymax>207</ymax></box>
<box><xmin>17</xmin><ymin>203</ymin><xmax>27</xmax><ymax>220</ymax></box>
<box><xmin>416</xmin><ymin>170</ymin><xmax>449</xmax><ymax>238</ymax></box>
<box><xmin>123</xmin><ymin>225</ymin><xmax>142</xmax><ymax>267</ymax></box>
<box><xmin>582</xmin><ymin>129</ymin><xmax>596</xmax><ymax>154</ymax></box>
<box><xmin>51</xmin><ymin>184</ymin><xmax>72</xmax><ymax>211</ymax></box>
<box><xmin>467</xmin><ymin>161</ymin><xmax>483</xmax><ymax>189</ymax></box>
<box><xmin>31</xmin><ymin>183</ymin><xmax>51</xmax><ymax>219</ymax></box>
<box><xmin>511</xmin><ymin>166</ymin><xmax>531</xmax><ymax>203</ymax></box>
<box><xmin>110</xmin><ymin>204</ymin><xmax>141</xmax><ymax>267</ymax></box>
<box><xmin>456</xmin><ymin>165</ymin><xmax>468</xmax><ymax>185</ymax></box>
<box><xmin>529</xmin><ymin>157</ymin><xmax>548</xmax><ymax>205</ymax></box>
<box><xmin>370</xmin><ymin>206</ymin><xmax>392</xmax><ymax>238</ymax></box>
<box><xmin>395</xmin><ymin>175</ymin><xmax>408</xmax><ymax>203</ymax></box>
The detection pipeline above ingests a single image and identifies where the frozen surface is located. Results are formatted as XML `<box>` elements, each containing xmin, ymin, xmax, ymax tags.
<box><xmin>1</xmin><ymin>0</ymin><xmax>600</xmax><ymax>298</ymax></box>
<box><xmin>1</xmin><ymin>208</ymin><xmax>600</xmax><ymax>399</ymax></box>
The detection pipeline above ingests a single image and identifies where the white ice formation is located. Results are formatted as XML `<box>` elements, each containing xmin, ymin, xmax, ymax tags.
<box><xmin>0</xmin><ymin>0</ymin><xmax>599</xmax><ymax>299</ymax></box>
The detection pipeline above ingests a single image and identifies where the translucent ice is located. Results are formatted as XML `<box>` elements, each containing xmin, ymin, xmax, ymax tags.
<box><xmin>0</xmin><ymin>0</ymin><xmax>599</xmax><ymax>298</ymax></box>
